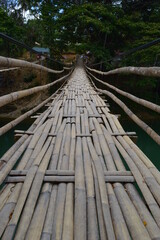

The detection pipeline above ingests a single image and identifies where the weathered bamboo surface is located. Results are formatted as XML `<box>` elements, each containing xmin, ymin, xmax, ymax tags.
<box><xmin>0</xmin><ymin>70</ymin><xmax>72</xmax><ymax>108</ymax></box>
<box><xmin>0</xmin><ymin>56</ymin><xmax>65</xmax><ymax>74</ymax></box>
<box><xmin>87</xmin><ymin>65</ymin><xmax>160</xmax><ymax>77</ymax></box>
<box><xmin>0</xmin><ymin>67</ymin><xmax>19</xmax><ymax>73</ymax></box>
<box><xmin>86</xmin><ymin>71</ymin><xmax>160</xmax><ymax>146</ymax></box>
<box><xmin>87</xmin><ymin>68</ymin><xmax>160</xmax><ymax>114</ymax></box>
<box><xmin>0</xmin><ymin>59</ymin><xmax>160</xmax><ymax>240</ymax></box>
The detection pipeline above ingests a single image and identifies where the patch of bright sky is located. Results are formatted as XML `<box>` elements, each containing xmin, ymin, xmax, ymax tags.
<box><xmin>59</xmin><ymin>9</ymin><xmax>64</xmax><ymax>13</ymax></box>
<box><xmin>25</xmin><ymin>10</ymin><xmax>35</xmax><ymax>20</ymax></box>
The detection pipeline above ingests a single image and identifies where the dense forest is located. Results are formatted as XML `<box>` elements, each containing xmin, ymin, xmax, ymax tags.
<box><xmin>0</xmin><ymin>0</ymin><xmax>160</xmax><ymax>69</ymax></box>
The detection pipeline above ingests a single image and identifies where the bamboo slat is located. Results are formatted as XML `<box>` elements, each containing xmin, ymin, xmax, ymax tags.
<box><xmin>9</xmin><ymin>169</ymin><xmax>132</xmax><ymax>176</ymax></box>
<box><xmin>89</xmin><ymin>111</ymin><xmax>144</xmax><ymax>239</ymax></box>
<box><xmin>74</xmin><ymin>118</ymin><xmax>86</xmax><ymax>239</ymax></box>
<box><xmin>87</xmin><ymin>138</ymin><xmax>115</xmax><ymax>240</ymax></box>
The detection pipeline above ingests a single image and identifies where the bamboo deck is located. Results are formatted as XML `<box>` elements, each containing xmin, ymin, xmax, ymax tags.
<box><xmin>0</xmin><ymin>60</ymin><xmax>160</xmax><ymax>240</ymax></box>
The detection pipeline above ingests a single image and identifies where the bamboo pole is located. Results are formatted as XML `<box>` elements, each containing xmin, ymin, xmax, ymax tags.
<box><xmin>25</xmin><ymin>183</ymin><xmax>52</xmax><ymax>240</ymax></box>
<box><xmin>87</xmin><ymin>137</ymin><xmax>116</xmax><ymax>240</ymax></box>
<box><xmin>2</xmin><ymin>121</ymin><xmax>53</xmax><ymax>239</ymax></box>
<box><xmin>124</xmin><ymin>136</ymin><xmax>160</xmax><ymax>185</ymax></box>
<box><xmin>126</xmin><ymin>183</ymin><xmax>160</xmax><ymax>239</ymax></box>
<box><xmin>62</xmin><ymin>122</ymin><xmax>74</xmax><ymax>240</ymax></box>
<box><xmin>0</xmin><ymin>69</ymin><xmax>64</xmax><ymax>238</ymax></box>
<box><xmin>119</xmin><ymin>135</ymin><xmax>160</xmax><ymax>204</ymax></box>
<box><xmin>0</xmin><ymin>67</ymin><xmax>19</xmax><ymax>73</ymax></box>
<box><xmin>0</xmin><ymin>56</ymin><xmax>64</xmax><ymax>74</ymax></box>
<box><xmin>87</xmin><ymin>64</ymin><xmax>160</xmax><ymax>238</ymax></box>
<box><xmin>0</xmin><ymin>106</ymin><xmax>52</xmax><ymax>231</ymax></box>
<box><xmin>41</xmin><ymin>185</ymin><xmax>58</xmax><ymax>240</ymax></box>
<box><xmin>0</xmin><ymin>184</ymin><xmax>15</xmax><ymax>211</ymax></box>
<box><xmin>0</xmin><ymin>71</ymin><xmax>70</xmax><ymax>136</ymax></box>
<box><xmin>82</xmin><ymin>136</ymin><xmax>99</xmax><ymax>240</ymax></box>
<box><xmin>94</xmin><ymin>168</ymin><xmax>107</xmax><ymax>240</ymax></box>
<box><xmin>89</xmin><ymin>76</ymin><xmax>160</xmax><ymax>145</ymax></box>
<box><xmin>41</xmin><ymin>116</ymin><xmax>66</xmax><ymax>240</ymax></box>
<box><xmin>0</xmin><ymin>184</ymin><xmax>22</xmax><ymax>237</ymax></box>
<box><xmin>0</xmin><ymin>137</ymin><xmax>31</xmax><ymax>185</ymax></box>
<box><xmin>90</xmin><ymin>109</ymin><xmax>147</xmax><ymax>239</ymax></box>
<box><xmin>74</xmin><ymin>108</ymin><xmax>87</xmax><ymax>240</ymax></box>
<box><xmin>14</xmin><ymin>143</ymin><xmax>53</xmax><ymax>239</ymax></box>
<box><xmin>107</xmin><ymin>184</ymin><xmax>131</xmax><ymax>240</ymax></box>
<box><xmin>113</xmin><ymin>137</ymin><xmax>160</xmax><ymax>227</ymax></box>
<box><xmin>114</xmin><ymin>183</ymin><xmax>151</xmax><ymax>239</ymax></box>
<box><xmin>109</xmin><ymin>113</ymin><xmax>160</xmax><ymax>238</ymax></box>
<box><xmin>87</xmin><ymin>65</ymin><xmax>160</xmax><ymax>78</ymax></box>
<box><xmin>0</xmin><ymin>71</ymin><xmax>71</xmax><ymax>108</ymax></box>
<box><xmin>87</xmin><ymin>70</ymin><xmax>160</xmax><ymax>113</ymax></box>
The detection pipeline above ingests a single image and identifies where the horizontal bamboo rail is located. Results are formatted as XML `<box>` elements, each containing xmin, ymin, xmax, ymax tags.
<box><xmin>87</xmin><ymin>69</ymin><xmax>160</xmax><ymax>114</ymax></box>
<box><xmin>87</xmin><ymin>65</ymin><xmax>160</xmax><ymax>77</ymax></box>
<box><xmin>5</xmin><ymin>175</ymin><xmax>134</xmax><ymax>183</ymax></box>
<box><xmin>0</xmin><ymin>71</ymin><xmax>72</xmax><ymax>136</ymax></box>
<box><xmin>14</xmin><ymin>129</ymin><xmax>136</xmax><ymax>137</ymax></box>
<box><xmin>0</xmin><ymin>56</ymin><xmax>65</xmax><ymax>74</ymax></box>
<box><xmin>88</xmin><ymin>74</ymin><xmax>160</xmax><ymax>145</ymax></box>
<box><xmin>0</xmin><ymin>60</ymin><xmax>47</xmax><ymax>73</ymax></box>
<box><xmin>0</xmin><ymin>70</ymin><xmax>72</xmax><ymax>108</ymax></box>
<box><xmin>9</xmin><ymin>169</ymin><xmax>132</xmax><ymax>176</ymax></box>
<box><xmin>0</xmin><ymin>67</ymin><xmax>19</xmax><ymax>73</ymax></box>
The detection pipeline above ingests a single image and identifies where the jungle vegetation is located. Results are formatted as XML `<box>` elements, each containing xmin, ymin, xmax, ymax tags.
<box><xmin>0</xmin><ymin>0</ymin><xmax>160</xmax><ymax>69</ymax></box>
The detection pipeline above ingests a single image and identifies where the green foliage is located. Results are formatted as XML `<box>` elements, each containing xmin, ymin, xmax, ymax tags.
<box><xmin>0</xmin><ymin>0</ymin><xmax>160</xmax><ymax>71</ymax></box>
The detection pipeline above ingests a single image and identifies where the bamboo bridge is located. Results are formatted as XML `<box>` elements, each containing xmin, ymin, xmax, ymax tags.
<box><xmin>0</xmin><ymin>57</ymin><xmax>160</xmax><ymax>240</ymax></box>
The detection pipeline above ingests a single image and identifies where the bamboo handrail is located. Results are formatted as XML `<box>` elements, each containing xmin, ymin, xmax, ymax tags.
<box><xmin>0</xmin><ymin>67</ymin><xmax>19</xmax><ymax>73</ymax></box>
<box><xmin>88</xmin><ymin>75</ymin><xmax>160</xmax><ymax>145</ymax></box>
<box><xmin>0</xmin><ymin>56</ymin><xmax>64</xmax><ymax>74</ymax></box>
<box><xmin>0</xmin><ymin>70</ymin><xmax>72</xmax><ymax>108</ymax></box>
<box><xmin>87</xmin><ymin>69</ymin><xmax>160</xmax><ymax>113</ymax></box>
<box><xmin>87</xmin><ymin>65</ymin><xmax>160</xmax><ymax>78</ymax></box>
<box><xmin>0</xmin><ymin>70</ymin><xmax>72</xmax><ymax>136</ymax></box>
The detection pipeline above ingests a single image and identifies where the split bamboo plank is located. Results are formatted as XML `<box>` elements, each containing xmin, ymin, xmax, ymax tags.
<box><xmin>87</xmin><ymin>137</ymin><xmax>116</xmax><ymax>240</ymax></box>
<box><xmin>107</xmin><ymin>184</ymin><xmax>131</xmax><ymax>240</ymax></box>
<box><xmin>74</xmin><ymin>109</ymin><xmax>87</xmax><ymax>240</ymax></box>
<box><xmin>25</xmin><ymin>183</ymin><xmax>52</xmax><ymax>240</ymax></box>
<box><xmin>89</xmin><ymin>113</ymin><xmax>134</xmax><ymax>239</ymax></box>
<box><xmin>114</xmin><ymin>183</ymin><xmax>151</xmax><ymax>239</ymax></box>
<box><xmin>14</xmin><ymin>144</ymin><xmax>53</xmax><ymax>239</ymax></box>
<box><xmin>126</xmin><ymin>183</ymin><xmax>160</xmax><ymax>239</ymax></box>
<box><xmin>113</xmin><ymin>137</ymin><xmax>160</xmax><ymax>227</ymax></box>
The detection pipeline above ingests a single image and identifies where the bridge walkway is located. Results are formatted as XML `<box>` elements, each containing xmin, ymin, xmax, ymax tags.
<box><xmin>0</xmin><ymin>62</ymin><xmax>160</xmax><ymax>240</ymax></box>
